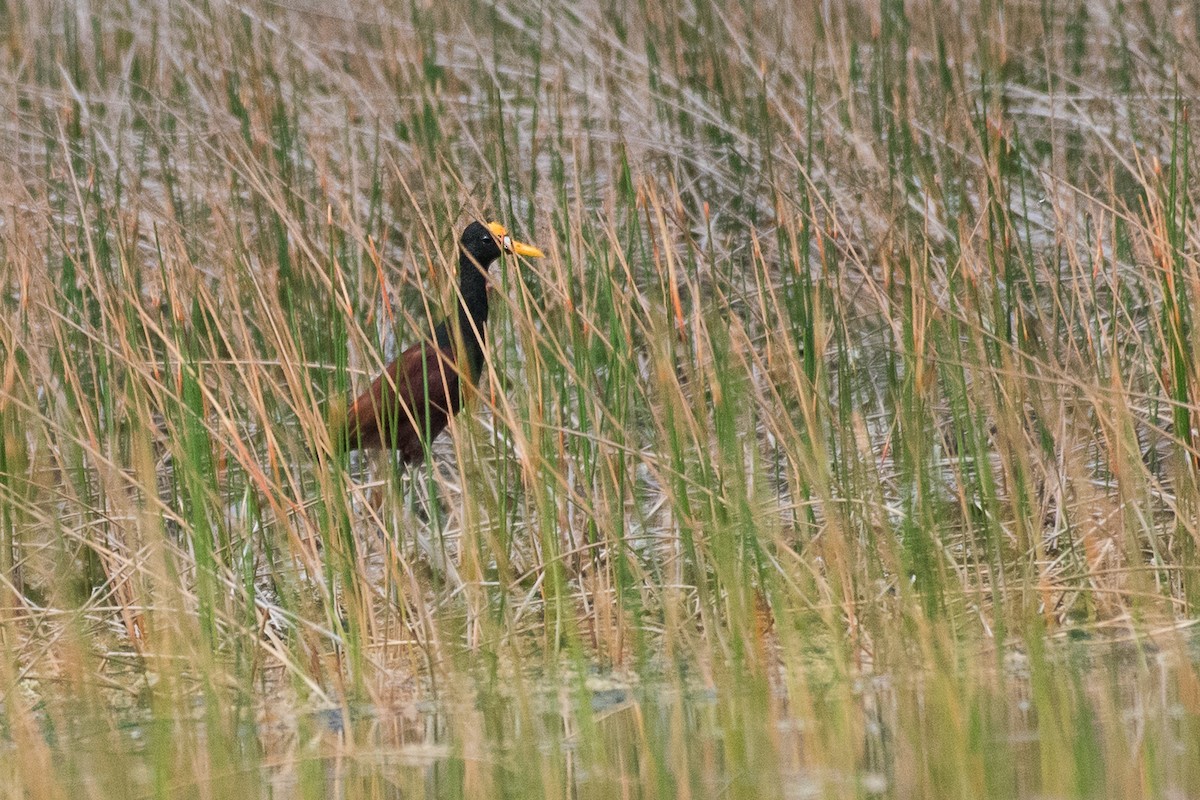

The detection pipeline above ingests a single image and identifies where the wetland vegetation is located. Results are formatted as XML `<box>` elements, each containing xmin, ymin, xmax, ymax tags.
<box><xmin>1</xmin><ymin>1</ymin><xmax>1199</xmax><ymax>797</ymax></box>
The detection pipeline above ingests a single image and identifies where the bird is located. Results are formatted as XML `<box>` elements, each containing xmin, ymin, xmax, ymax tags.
<box><xmin>332</xmin><ymin>221</ymin><xmax>544</xmax><ymax>462</ymax></box>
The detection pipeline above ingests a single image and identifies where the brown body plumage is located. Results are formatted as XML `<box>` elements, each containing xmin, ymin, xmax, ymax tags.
<box><xmin>336</xmin><ymin>221</ymin><xmax>543</xmax><ymax>462</ymax></box>
<box><xmin>342</xmin><ymin>339</ymin><xmax>461</xmax><ymax>460</ymax></box>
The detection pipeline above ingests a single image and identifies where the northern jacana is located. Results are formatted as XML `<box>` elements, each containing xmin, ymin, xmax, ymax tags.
<box><xmin>334</xmin><ymin>221</ymin><xmax>544</xmax><ymax>461</ymax></box>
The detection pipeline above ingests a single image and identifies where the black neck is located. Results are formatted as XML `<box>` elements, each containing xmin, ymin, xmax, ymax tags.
<box><xmin>452</xmin><ymin>250</ymin><xmax>492</xmax><ymax>379</ymax></box>
<box><xmin>457</xmin><ymin>250</ymin><xmax>490</xmax><ymax>332</ymax></box>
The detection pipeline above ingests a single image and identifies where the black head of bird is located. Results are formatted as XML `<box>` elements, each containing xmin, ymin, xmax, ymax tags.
<box><xmin>334</xmin><ymin>221</ymin><xmax>544</xmax><ymax>461</ymax></box>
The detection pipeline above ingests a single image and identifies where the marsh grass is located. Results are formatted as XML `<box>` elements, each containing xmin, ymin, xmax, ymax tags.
<box><xmin>2</xmin><ymin>0</ymin><xmax>1200</xmax><ymax>797</ymax></box>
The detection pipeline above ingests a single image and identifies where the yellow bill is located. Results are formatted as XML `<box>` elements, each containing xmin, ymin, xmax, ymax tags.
<box><xmin>488</xmin><ymin>221</ymin><xmax>545</xmax><ymax>258</ymax></box>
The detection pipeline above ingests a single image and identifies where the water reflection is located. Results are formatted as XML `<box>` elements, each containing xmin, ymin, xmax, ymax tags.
<box><xmin>277</xmin><ymin>641</ymin><xmax>1200</xmax><ymax>800</ymax></box>
<box><xmin>36</xmin><ymin>639</ymin><xmax>1200</xmax><ymax>799</ymax></box>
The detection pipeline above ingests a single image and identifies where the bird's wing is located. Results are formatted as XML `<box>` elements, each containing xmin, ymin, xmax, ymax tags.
<box><xmin>343</xmin><ymin>341</ymin><xmax>464</xmax><ymax>459</ymax></box>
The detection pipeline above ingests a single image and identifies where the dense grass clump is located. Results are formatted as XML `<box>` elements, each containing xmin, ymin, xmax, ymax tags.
<box><xmin>1</xmin><ymin>0</ymin><xmax>1199</xmax><ymax>797</ymax></box>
